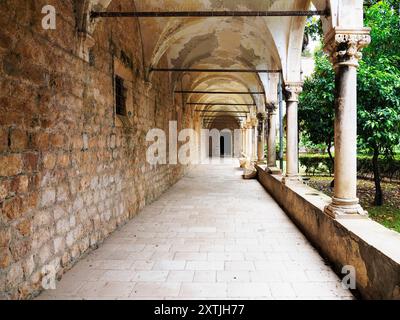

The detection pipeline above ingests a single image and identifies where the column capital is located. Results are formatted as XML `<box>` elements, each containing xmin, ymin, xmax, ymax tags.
<box><xmin>248</xmin><ymin>117</ymin><xmax>258</xmax><ymax>127</ymax></box>
<box><xmin>324</xmin><ymin>27</ymin><xmax>371</xmax><ymax>68</ymax></box>
<box><xmin>266</xmin><ymin>102</ymin><xmax>278</xmax><ymax>114</ymax></box>
<box><xmin>256</xmin><ymin>112</ymin><xmax>267</xmax><ymax>121</ymax></box>
<box><xmin>284</xmin><ymin>82</ymin><xmax>303</xmax><ymax>102</ymax></box>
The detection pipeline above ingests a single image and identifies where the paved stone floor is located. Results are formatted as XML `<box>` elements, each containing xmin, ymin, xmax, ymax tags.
<box><xmin>38</xmin><ymin>159</ymin><xmax>354</xmax><ymax>300</ymax></box>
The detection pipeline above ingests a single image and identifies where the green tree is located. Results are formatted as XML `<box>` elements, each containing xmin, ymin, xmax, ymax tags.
<box><xmin>299</xmin><ymin>50</ymin><xmax>335</xmax><ymax>168</ymax></box>
<box><xmin>299</xmin><ymin>0</ymin><xmax>400</xmax><ymax>206</ymax></box>
<box><xmin>357</xmin><ymin>1</ymin><xmax>400</xmax><ymax>205</ymax></box>
<box><xmin>303</xmin><ymin>17</ymin><xmax>323</xmax><ymax>52</ymax></box>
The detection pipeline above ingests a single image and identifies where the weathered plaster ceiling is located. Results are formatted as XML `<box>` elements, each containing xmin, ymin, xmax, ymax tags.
<box><xmin>86</xmin><ymin>0</ymin><xmax>347</xmax><ymax>124</ymax></box>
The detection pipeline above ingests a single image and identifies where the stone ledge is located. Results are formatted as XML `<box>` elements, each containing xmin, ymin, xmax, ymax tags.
<box><xmin>256</xmin><ymin>165</ymin><xmax>400</xmax><ymax>300</ymax></box>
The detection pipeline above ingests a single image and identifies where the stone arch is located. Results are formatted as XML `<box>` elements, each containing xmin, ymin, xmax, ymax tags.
<box><xmin>148</xmin><ymin>17</ymin><xmax>282</xmax><ymax>71</ymax></box>
<box><xmin>182</xmin><ymin>73</ymin><xmax>266</xmax><ymax>109</ymax></box>
<box><xmin>77</xmin><ymin>1</ymin><xmax>282</xmax><ymax>77</ymax></box>
<box><xmin>77</xmin><ymin>0</ymin><xmax>366</xmax><ymax>104</ymax></box>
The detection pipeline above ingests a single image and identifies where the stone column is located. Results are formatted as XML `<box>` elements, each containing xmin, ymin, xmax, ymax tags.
<box><xmin>257</xmin><ymin>112</ymin><xmax>267</xmax><ymax>162</ymax></box>
<box><xmin>245</xmin><ymin>125</ymin><xmax>249</xmax><ymax>157</ymax></box>
<box><xmin>284</xmin><ymin>83</ymin><xmax>303</xmax><ymax>181</ymax></box>
<box><xmin>251</xmin><ymin>119</ymin><xmax>258</xmax><ymax>161</ymax></box>
<box><xmin>241</xmin><ymin>125</ymin><xmax>246</xmax><ymax>156</ymax></box>
<box><xmin>245</xmin><ymin>122</ymin><xmax>251</xmax><ymax>158</ymax></box>
<box><xmin>248</xmin><ymin>124</ymin><xmax>253</xmax><ymax>159</ymax></box>
<box><xmin>324</xmin><ymin>28</ymin><xmax>371</xmax><ymax>218</ymax></box>
<box><xmin>267</xmin><ymin>104</ymin><xmax>278</xmax><ymax>168</ymax></box>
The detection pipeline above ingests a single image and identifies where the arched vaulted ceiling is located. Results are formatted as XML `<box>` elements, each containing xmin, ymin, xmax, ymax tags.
<box><xmin>80</xmin><ymin>0</ymin><xmax>364</xmax><ymax>126</ymax></box>
<box><xmin>83</xmin><ymin>0</ymin><xmax>285</xmax><ymax>122</ymax></box>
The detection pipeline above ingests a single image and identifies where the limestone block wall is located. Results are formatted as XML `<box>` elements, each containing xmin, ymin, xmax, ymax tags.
<box><xmin>0</xmin><ymin>0</ymin><xmax>191</xmax><ymax>299</ymax></box>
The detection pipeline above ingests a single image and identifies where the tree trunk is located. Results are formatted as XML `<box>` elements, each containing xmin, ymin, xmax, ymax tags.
<box><xmin>373</xmin><ymin>147</ymin><xmax>383</xmax><ymax>206</ymax></box>
<box><xmin>327</xmin><ymin>139</ymin><xmax>335</xmax><ymax>188</ymax></box>
<box><xmin>327</xmin><ymin>139</ymin><xmax>334</xmax><ymax>175</ymax></box>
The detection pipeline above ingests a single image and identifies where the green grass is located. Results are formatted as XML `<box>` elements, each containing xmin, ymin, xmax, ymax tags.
<box><xmin>367</xmin><ymin>206</ymin><xmax>400</xmax><ymax>233</ymax></box>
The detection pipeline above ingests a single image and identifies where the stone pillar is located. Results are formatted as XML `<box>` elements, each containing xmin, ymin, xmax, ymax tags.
<box><xmin>257</xmin><ymin>112</ymin><xmax>267</xmax><ymax>162</ymax></box>
<box><xmin>266</xmin><ymin>104</ymin><xmax>278</xmax><ymax>168</ymax></box>
<box><xmin>248</xmin><ymin>124</ymin><xmax>253</xmax><ymax>159</ymax></box>
<box><xmin>251</xmin><ymin>119</ymin><xmax>258</xmax><ymax>161</ymax></box>
<box><xmin>284</xmin><ymin>83</ymin><xmax>303</xmax><ymax>181</ymax></box>
<box><xmin>241</xmin><ymin>125</ymin><xmax>246</xmax><ymax>156</ymax></box>
<box><xmin>244</xmin><ymin>123</ymin><xmax>250</xmax><ymax>158</ymax></box>
<box><xmin>245</xmin><ymin>127</ymin><xmax>249</xmax><ymax>157</ymax></box>
<box><xmin>324</xmin><ymin>28</ymin><xmax>371</xmax><ymax>218</ymax></box>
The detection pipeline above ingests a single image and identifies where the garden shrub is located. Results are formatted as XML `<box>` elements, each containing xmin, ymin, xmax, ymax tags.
<box><xmin>300</xmin><ymin>154</ymin><xmax>400</xmax><ymax>181</ymax></box>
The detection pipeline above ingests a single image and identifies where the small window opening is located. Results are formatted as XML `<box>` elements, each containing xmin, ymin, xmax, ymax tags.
<box><xmin>115</xmin><ymin>75</ymin><xmax>127</xmax><ymax>116</ymax></box>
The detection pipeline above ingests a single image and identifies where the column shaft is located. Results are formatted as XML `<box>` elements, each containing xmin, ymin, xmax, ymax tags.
<box><xmin>247</xmin><ymin>126</ymin><xmax>252</xmax><ymax>158</ymax></box>
<box><xmin>252</xmin><ymin>125</ymin><xmax>258</xmax><ymax>161</ymax></box>
<box><xmin>286</xmin><ymin>100</ymin><xmax>299</xmax><ymax>177</ymax></box>
<box><xmin>257</xmin><ymin>113</ymin><xmax>267</xmax><ymax>162</ymax></box>
<box><xmin>267</xmin><ymin>109</ymin><xmax>277</xmax><ymax>167</ymax></box>
<box><xmin>244</xmin><ymin>128</ymin><xmax>247</xmax><ymax>157</ymax></box>
<box><xmin>241</xmin><ymin>127</ymin><xmax>246</xmax><ymax>156</ymax></box>
<box><xmin>284</xmin><ymin>83</ymin><xmax>303</xmax><ymax>180</ymax></box>
<box><xmin>334</xmin><ymin>65</ymin><xmax>358</xmax><ymax>200</ymax></box>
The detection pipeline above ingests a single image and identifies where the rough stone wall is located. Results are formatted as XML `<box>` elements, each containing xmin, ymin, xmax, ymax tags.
<box><xmin>0</xmin><ymin>0</ymin><xmax>191</xmax><ymax>299</ymax></box>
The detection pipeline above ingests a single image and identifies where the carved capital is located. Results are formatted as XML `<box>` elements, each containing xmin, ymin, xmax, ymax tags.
<box><xmin>284</xmin><ymin>82</ymin><xmax>303</xmax><ymax>102</ymax></box>
<box><xmin>266</xmin><ymin>103</ymin><xmax>278</xmax><ymax>114</ymax></box>
<box><xmin>324</xmin><ymin>28</ymin><xmax>371</xmax><ymax>68</ymax></box>
<box><xmin>256</xmin><ymin>112</ymin><xmax>267</xmax><ymax>121</ymax></box>
<box><xmin>251</xmin><ymin>117</ymin><xmax>258</xmax><ymax>127</ymax></box>
<box><xmin>257</xmin><ymin>112</ymin><xmax>267</xmax><ymax>135</ymax></box>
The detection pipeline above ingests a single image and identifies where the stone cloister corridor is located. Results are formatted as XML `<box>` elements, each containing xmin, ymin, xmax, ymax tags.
<box><xmin>37</xmin><ymin>160</ymin><xmax>353</xmax><ymax>300</ymax></box>
<box><xmin>1</xmin><ymin>0</ymin><xmax>399</xmax><ymax>301</ymax></box>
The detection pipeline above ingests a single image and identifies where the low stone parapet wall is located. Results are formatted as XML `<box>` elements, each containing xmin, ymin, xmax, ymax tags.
<box><xmin>256</xmin><ymin>165</ymin><xmax>400</xmax><ymax>300</ymax></box>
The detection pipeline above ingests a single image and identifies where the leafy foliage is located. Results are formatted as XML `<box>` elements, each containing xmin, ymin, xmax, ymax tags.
<box><xmin>358</xmin><ymin>1</ymin><xmax>400</xmax><ymax>205</ymax></box>
<box><xmin>364</xmin><ymin>0</ymin><xmax>400</xmax><ymax>11</ymax></box>
<box><xmin>358</xmin><ymin>1</ymin><xmax>400</xmax><ymax>157</ymax></box>
<box><xmin>300</xmin><ymin>154</ymin><xmax>334</xmax><ymax>176</ymax></box>
<box><xmin>299</xmin><ymin>50</ymin><xmax>335</xmax><ymax>160</ymax></box>
<box><xmin>304</xmin><ymin>17</ymin><xmax>323</xmax><ymax>41</ymax></box>
<box><xmin>299</xmin><ymin>0</ymin><xmax>400</xmax><ymax>206</ymax></box>
<box><xmin>300</xmin><ymin>154</ymin><xmax>400</xmax><ymax>181</ymax></box>
<box><xmin>303</xmin><ymin>17</ymin><xmax>323</xmax><ymax>54</ymax></box>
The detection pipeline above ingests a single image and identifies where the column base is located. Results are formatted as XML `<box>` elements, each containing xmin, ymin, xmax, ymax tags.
<box><xmin>282</xmin><ymin>174</ymin><xmax>301</xmax><ymax>185</ymax></box>
<box><xmin>267</xmin><ymin>161</ymin><xmax>277</xmax><ymax>168</ymax></box>
<box><xmin>239</xmin><ymin>158</ymin><xmax>251</xmax><ymax>169</ymax></box>
<box><xmin>324</xmin><ymin>198</ymin><xmax>368</xmax><ymax>219</ymax></box>
<box><xmin>266</xmin><ymin>166</ymin><xmax>282</xmax><ymax>175</ymax></box>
